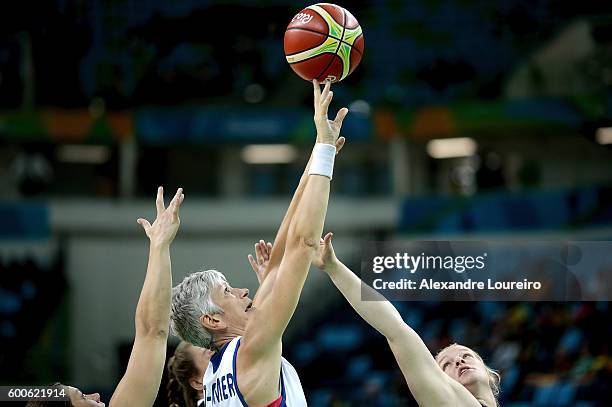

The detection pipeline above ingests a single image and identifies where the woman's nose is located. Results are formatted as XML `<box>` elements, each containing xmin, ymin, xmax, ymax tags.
<box><xmin>85</xmin><ymin>393</ymin><xmax>101</xmax><ymax>402</ymax></box>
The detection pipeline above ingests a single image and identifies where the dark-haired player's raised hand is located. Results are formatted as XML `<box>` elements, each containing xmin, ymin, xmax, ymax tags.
<box><xmin>248</xmin><ymin>240</ymin><xmax>273</xmax><ymax>285</ymax></box>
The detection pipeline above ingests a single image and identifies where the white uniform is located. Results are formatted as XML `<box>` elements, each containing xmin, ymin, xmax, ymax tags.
<box><xmin>198</xmin><ymin>337</ymin><xmax>307</xmax><ymax>407</ymax></box>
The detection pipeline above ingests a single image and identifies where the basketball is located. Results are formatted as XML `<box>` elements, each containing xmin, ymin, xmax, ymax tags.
<box><xmin>284</xmin><ymin>3</ymin><xmax>364</xmax><ymax>83</ymax></box>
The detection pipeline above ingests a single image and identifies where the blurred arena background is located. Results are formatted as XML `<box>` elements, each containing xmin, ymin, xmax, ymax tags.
<box><xmin>0</xmin><ymin>0</ymin><xmax>611</xmax><ymax>406</ymax></box>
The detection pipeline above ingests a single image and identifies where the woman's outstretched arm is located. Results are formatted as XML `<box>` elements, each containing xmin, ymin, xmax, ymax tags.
<box><xmin>109</xmin><ymin>187</ymin><xmax>184</xmax><ymax>407</ymax></box>
<box><xmin>314</xmin><ymin>234</ymin><xmax>477</xmax><ymax>407</ymax></box>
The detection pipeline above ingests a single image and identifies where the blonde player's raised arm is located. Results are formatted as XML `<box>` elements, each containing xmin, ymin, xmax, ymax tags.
<box><xmin>312</xmin><ymin>234</ymin><xmax>497</xmax><ymax>407</ymax></box>
<box><xmin>108</xmin><ymin>187</ymin><xmax>184</xmax><ymax>407</ymax></box>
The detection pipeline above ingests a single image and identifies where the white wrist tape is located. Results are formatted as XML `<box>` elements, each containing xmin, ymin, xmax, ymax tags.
<box><xmin>308</xmin><ymin>143</ymin><xmax>336</xmax><ymax>179</ymax></box>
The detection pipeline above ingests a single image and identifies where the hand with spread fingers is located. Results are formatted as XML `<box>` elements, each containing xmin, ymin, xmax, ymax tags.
<box><xmin>313</xmin><ymin>79</ymin><xmax>348</xmax><ymax>149</ymax></box>
<box><xmin>109</xmin><ymin>186</ymin><xmax>185</xmax><ymax>407</ymax></box>
<box><xmin>137</xmin><ymin>186</ymin><xmax>184</xmax><ymax>246</ymax></box>
<box><xmin>248</xmin><ymin>239</ymin><xmax>274</xmax><ymax>285</ymax></box>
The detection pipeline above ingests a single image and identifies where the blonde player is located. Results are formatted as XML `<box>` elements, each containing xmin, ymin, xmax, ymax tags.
<box><xmin>306</xmin><ymin>233</ymin><xmax>499</xmax><ymax>407</ymax></box>
<box><xmin>170</xmin><ymin>79</ymin><xmax>347</xmax><ymax>407</ymax></box>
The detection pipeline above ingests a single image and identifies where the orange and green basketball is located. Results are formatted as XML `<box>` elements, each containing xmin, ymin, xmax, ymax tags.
<box><xmin>284</xmin><ymin>3</ymin><xmax>364</xmax><ymax>83</ymax></box>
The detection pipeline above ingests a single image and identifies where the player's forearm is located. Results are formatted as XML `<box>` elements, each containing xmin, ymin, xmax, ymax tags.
<box><xmin>326</xmin><ymin>260</ymin><xmax>406</xmax><ymax>341</ymax></box>
<box><xmin>287</xmin><ymin>173</ymin><xmax>330</xmax><ymax>252</ymax></box>
<box><xmin>135</xmin><ymin>242</ymin><xmax>172</xmax><ymax>337</ymax></box>
<box><xmin>283</xmin><ymin>152</ymin><xmax>314</xmax><ymax>227</ymax></box>
<box><xmin>328</xmin><ymin>259</ymin><xmax>456</xmax><ymax>406</ymax></box>
<box><xmin>267</xmin><ymin>151</ymin><xmax>313</xmax><ymax>271</ymax></box>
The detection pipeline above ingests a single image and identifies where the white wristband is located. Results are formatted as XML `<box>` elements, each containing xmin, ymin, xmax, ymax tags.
<box><xmin>308</xmin><ymin>143</ymin><xmax>336</xmax><ymax>179</ymax></box>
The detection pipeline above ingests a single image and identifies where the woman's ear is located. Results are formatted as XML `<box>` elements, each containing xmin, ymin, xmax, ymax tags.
<box><xmin>200</xmin><ymin>313</ymin><xmax>226</xmax><ymax>331</ymax></box>
<box><xmin>189</xmin><ymin>377</ymin><xmax>203</xmax><ymax>391</ymax></box>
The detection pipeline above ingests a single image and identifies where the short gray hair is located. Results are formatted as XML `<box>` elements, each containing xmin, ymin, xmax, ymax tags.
<box><xmin>170</xmin><ymin>269</ymin><xmax>227</xmax><ymax>349</ymax></box>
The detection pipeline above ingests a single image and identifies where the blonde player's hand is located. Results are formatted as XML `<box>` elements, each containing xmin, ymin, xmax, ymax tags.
<box><xmin>248</xmin><ymin>240</ymin><xmax>273</xmax><ymax>284</ymax></box>
<box><xmin>137</xmin><ymin>186</ymin><xmax>184</xmax><ymax>246</ymax></box>
<box><xmin>312</xmin><ymin>232</ymin><xmax>338</xmax><ymax>272</ymax></box>
<box><xmin>313</xmin><ymin>79</ymin><xmax>348</xmax><ymax>147</ymax></box>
